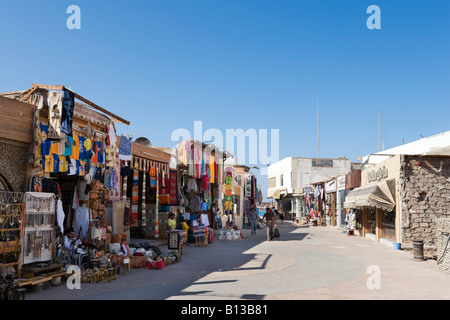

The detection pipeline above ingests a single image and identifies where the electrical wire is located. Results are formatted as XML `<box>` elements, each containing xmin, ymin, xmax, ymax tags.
<box><xmin>437</xmin><ymin>235</ymin><xmax>450</xmax><ymax>265</ymax></box>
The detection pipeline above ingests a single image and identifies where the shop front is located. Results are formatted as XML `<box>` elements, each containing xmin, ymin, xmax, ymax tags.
<box><xmin>0</xmin><ymin>85</ymin><xmax>184</xmax><ymax>299</ymax></box>
<box><xmin>344</xmin><ymin>155</ymin><xmax>400</xmax><ymax>245</ymax></box>
<box><xmin>325</xmin><ymin>178</ymin><xmax>337</xmax><ymax>227</ymax></box>
<box><xmin>0</xmin><ymin>84</ymin><xmax>135</xmax><ymax>290</ymax></box>
<box><xmin>336</xmin><ymin>175</ymin><xmax>348</xmax><ymax>229</ymax></box>
<box><xmin>175</xmin><ymin>140</ymin><xmax>226</xmax><ymax>245</ymax></box>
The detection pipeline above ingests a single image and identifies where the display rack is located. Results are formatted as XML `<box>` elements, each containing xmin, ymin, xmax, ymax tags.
<box><xmin>22</xmin><ymin>192</ymin><xmax>56</xmax><ymax>265</ymax></box>
<box><xmin>0</xmin><ymin>191</ymin><xmax>25</xmax><ymax>279</ymax></box>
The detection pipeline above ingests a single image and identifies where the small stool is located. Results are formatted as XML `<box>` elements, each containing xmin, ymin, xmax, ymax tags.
<box><xmin>15</xmin><ymin>287</ymin><xmax>27</xmax><ymax>300</ymax></box>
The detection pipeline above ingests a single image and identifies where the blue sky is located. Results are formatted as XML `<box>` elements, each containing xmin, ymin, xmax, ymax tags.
<box><xmin>1</xmin><ymin>0</ymin><xmax>449</xmax><ymax>199</ymax></box>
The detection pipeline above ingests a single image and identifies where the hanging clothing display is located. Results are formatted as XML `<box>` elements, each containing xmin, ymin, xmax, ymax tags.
<box><xmin>118</xmin><ymin>134</ymin><xmax>132</xmax><ymax>161</ymax></box>
<box><xmin>131</xmin><ymin>169</ymin><xmax>139</xmax><ymax>226</ymax></box>
<box><xmin>169</xmin><ymin>169</ymin><xmax>179</xmax><ymax>205</ymax></box>
<box><xmin>150</xmin><ymin>167</ymin><xmax>157</xmax><ymax>187</ymax></box>
<box><xmin>107</xmin><ymin>124</ymin><xmax>117</xmax><ymax>146</ymax></box>
<box><xmin>56</xmin><ymin>198</ymin><xmax>65</xmax><ymax>234</ymax></box>
<box><xmin>74</xmin><ymin>206</ymin><xmax>90</xmax><ymax>241</ymax></box>
<box><xmin>61</xmin><ymin>88</ymin><xmax>74</xmax><ymax>136</ymax></box>
<box><xmin>224</xmin><ymin>167</ymin><xmax>233</xmax><ymax>211</ymax></box>
<box><xmin>210</xmin><ymin>155</ymin><xmax>215</xmax><ymax>183</ymax></box>
<box><xmin>185</xmin><ymin>140</ymin><xmax>194</xmax><ymax>176</ymax></box>
<box><xmin>47</xmin><ymin>91</ymin><xmax>63</xmax><ymax>139</ymax></box>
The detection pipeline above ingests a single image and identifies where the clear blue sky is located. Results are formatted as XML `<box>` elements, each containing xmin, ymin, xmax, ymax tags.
<box><xmin>1</xmin><ymin>0</ymin><xmax>449</xmax><ymax>199</ymax></box>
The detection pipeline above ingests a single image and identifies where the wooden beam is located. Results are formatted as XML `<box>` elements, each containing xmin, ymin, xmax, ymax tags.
<box><xmin>19</xmin><ymin>86</ymin><xmax>38</xmax><ymax>102</ymax></box>
<box><xmin>30</xmin><ymin>84</ymin><xmax>130</xmax><ymax>126</ymax></box>
<box><xmin>0</xmin><ymin>90</ymin><xmax>28</xmax><ymax>96</ymax></box>
<box><xmin>70</xmin><ymin>91</ymin><xmax>130</xmax><ymax>126</ymax></box>
<box><xmin>31</xmin><ymin>84</ymin><xmax>64</xmax><ymax>91</ymax></box>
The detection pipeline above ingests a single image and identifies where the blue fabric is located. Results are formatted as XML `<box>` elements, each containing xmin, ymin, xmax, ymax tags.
<box><xmin>61</xmin><ymin>89</ymin><xmax>74</xmax><ymax>136</ymax></box>
<box><xmin>118</xmin><ymin>135</ymin><xmax>132</xmax><ymax>160</ymax></box>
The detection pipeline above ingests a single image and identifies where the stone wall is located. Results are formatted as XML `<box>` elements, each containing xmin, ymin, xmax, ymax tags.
<box><xmin>0</xmin><ymin>141</ymin><xmax>29</xmax><ymax>192</ymax></box>
<box><xmin>436</xmin><ymin>218</ymin><xmax>450</xmax><ymax>273</ymax></box>
<box><xmin>400</xmin><ymin>155</ymin><xmax>450</xmax><ymax>258</ymax></box>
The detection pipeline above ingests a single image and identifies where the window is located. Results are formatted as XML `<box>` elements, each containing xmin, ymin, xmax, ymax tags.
<box><xmin>269</xmin><ymin>177</ymin><xmax>276</xmax><ymax>189</ymax></box>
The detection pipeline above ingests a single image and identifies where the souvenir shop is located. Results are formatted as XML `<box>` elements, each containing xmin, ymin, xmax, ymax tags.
<box><xmin>121</xmin><ymin>137</ymin><xmax>173</xmax><ymax>240</ymax></box>
<box><xmin>305</xmin><ymin>183</ymin><xmax>326</xmax><ymax>226</ymax></box>
<box><xmin>0</xmin><ymin>85</ymin><xmax>136</xmax><ymax>289</ymax></box>
<box><xmin>176</xmin><ymin>140</ymin><xmax>225</xmax><ymax>244</ymax></box>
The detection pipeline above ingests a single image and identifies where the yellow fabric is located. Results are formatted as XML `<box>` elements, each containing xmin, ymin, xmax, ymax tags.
<box><xmin>59</xmin><ymin>155</ymin><xmax>67</xmax><ymax>172</ymax></box>
<box><xmin>71</xmin><ymin>134</ymin><xmax>80</xmax><ymax>160</ymax></box>
<box><xmin>44</xmin><ymin>155</ymin><xmax>53</xmax><ymax>173</ymax></box>
<box><xmin>50</xmin><ymin>141</ymin><xmax>59</xmax><ymax>155</ymax></box>
<box><xmin>84</xmin><ymin>138</ymin><xmax>92</xmax><ymax>151</ymax></box>
<box><xmin>210</xmin><ymin>155</ymin><xmax>215</xmax><ymax>183</ymax></box>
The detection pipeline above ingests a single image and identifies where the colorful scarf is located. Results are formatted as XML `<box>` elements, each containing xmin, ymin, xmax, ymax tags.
<box><xmin>169</xmin><ymin>170</ymin><xmax>179</xmax><ymax>206</ymax></box>
<box><xmin>131</xmin><ymin>169</ymin><xmax>139</xmax><ymax>226</ymax></box>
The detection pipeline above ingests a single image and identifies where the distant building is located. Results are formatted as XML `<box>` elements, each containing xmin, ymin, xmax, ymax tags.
<box><xmin>267</xmin><ymin>157</ymin><xmax>351</xmax><ymax>220</ymax></box>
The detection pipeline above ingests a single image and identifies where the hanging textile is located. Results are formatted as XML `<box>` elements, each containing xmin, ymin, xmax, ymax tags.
<box><xmin>158</xmin><ymin>171</ymin><xmax>170</xmax><ymax>205</ymax></box>
<box><xmin>61</xmin><ymin>88</ymin><xmax>74</xmax><ymax>136</ymax></box>
<box><xmin>185</xmin><ymin>140</ymin><xmax>194</xmax><ymax>176</ymax></box>
<box><xmin>169</xmin><ymin>169</ymin><xmax>179</xmax><ymax>206</ymax></box>
<box><xmin>210</xmin><ymin>155</ymin><xmax>215</xmax><ymax>183</ymax></box>
<box><xmin>194</xmin><ymin>146</ymin><xmax>202</xmax><ymax>178</ymax></box>
<box><xmin>217</xmin><ymin>155</ymin><xmax>223</xmax><ymax>185</ymax></box>
<box><xmin>131</xmin><ymin>169</ymin><xmax>139</xmax><ymax>226</ymax></box>
<box><xmin>155</xmin><ymin>167</ymin><xmax>160</xmax><ymax>238</ymax></box>
<box><xmin>245</xmin><ymin>175</ymin><xmax>252</xmax><ymax>198</ymax></box>
<box><xmin>149</xmin><ymin>166</ymin><xmax>157</xmax><ymax>187</ymax></box>
<box><xmin>118</xmin><ymin>134</ymin><xmax>132</xmax><ymax>161</ymax></box>
<box><xmin>47</xmin><ymin>91</ymin><xmax>63</xmax><ymax>139</ymax></box>
<box><xmin>107</xmin><ymin>124</ymin><xmax>117</xmax><ymax>147</ymax></box>
<box><xmin>224</xmin><ymin>167</ymin><xmax>233</xmax><ymax>211</ymax></box>
<box><xmin>142</xmin><ymin>161</ymin><xmax>147</xmax><ymax>228</ymax></box>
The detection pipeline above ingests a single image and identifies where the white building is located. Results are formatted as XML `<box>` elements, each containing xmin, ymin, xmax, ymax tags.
<box><xmin>363</xmin><ymin>130</ymin><xmax>450</xmax><ymax>167</ymax></box>
<box><xmin>267</xmin><ymin>157</ymin><xmax>351</xmax><ymax>219</ymax></box>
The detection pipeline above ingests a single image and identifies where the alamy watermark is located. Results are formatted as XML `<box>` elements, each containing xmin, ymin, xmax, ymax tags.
<box><xmin>171</xmin><ymin>121</ymin><xmax>279</xmax><ymax>176</ymax></box>
<box><xmin>66</xmin><ymin>265</ymin><xmax>81</xmax><ymax>290</ymax></box>
<box><xmin>66</xmin><ymin>5</ymin><xmax>381</xmax><ymax>31</ymax></box>
<box><xmin>366</xmin><ymin>265</ymin><xmax>381</xmax><ymax>290</ymax></box>
<box><xmin>67</xmin><ymin>5</ymin><xmax>81</xmax><ymax>30</ymax></box>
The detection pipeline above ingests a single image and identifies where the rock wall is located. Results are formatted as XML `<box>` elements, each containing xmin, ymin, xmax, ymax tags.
<box><xmin>400</xmin><ymin>156</ymin><xmax>450</xmax><ymax>257</ymax></box>
<box><xmin>436</xmin><ymin>218</ymin><xmax>450</xmax><ymax>273</ymax></box>
<box><xmin>0</xmin><ymin>141</ymin><xmax>29</xmax><ymax>192</ymax></box>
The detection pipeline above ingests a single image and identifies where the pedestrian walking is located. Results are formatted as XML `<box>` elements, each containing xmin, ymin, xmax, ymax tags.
<box><xmin>248</xmin><ymin>206</ymin><xmax>258</xmax><ymax>235</ymax></box>
<box><xmin>279</xmin><ymin>211</ymin><xmax>285</xmax><ymax>225</ymax></box>
<box><xmin>263</xmin><ymin>208</ymin><xmax>276</xmax><ymax>241</ymax></box>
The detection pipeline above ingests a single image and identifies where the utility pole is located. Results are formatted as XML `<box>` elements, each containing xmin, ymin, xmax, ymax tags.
<box><xmin>317</xmin><ymin>90</ymin><xmax>320</xmax><ymax>158</ymax></box>
<box><xmin>378</xmin><ymin>110</ymin><xmax>381</xmax><ymax>152</ymax></box>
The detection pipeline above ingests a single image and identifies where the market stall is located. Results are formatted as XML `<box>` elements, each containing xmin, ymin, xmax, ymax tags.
<box><xmin>1</xmin><ymin>84</ymin><xmax>131</xmax><ymax>289</ymax></box>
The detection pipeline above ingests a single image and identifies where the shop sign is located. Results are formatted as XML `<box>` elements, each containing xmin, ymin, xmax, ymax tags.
<box><xmin>367</xmin><ymin>167</ymin><xmax>388</xmax><ymax>182</ymax></box>
<box><xmin>168</xmin><ymin>232</ymin><xmax>180</xmax><ymax>250</ymax></box>
<box><xmin>337</xmin><ymin>176</ymin><xmax>346</xmax><ymax>190</ymax></box>
<box><xmin>312</xmin><ymin>159</ymin><xmax>333</xmax><ymax>167</ymax></box>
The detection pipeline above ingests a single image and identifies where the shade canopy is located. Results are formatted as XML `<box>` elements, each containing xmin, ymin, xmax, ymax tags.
<box><xmin>344</xmin><ymin>179</ymin><xmax>396</xmax><ymax>212</ymax></box>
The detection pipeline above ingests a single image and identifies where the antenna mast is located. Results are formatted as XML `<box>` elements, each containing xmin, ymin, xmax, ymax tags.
<box><xmin>378</xmin><ymin>110</ymin><xmax>381</xmax><ymax>152</ymax></box>
<box><xmin>317</xmin><ymin>90</ymin><xmax>320</xmax><ymax>158</ymax></box>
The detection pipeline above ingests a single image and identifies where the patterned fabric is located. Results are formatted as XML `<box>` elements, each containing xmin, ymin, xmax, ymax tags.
<box><xmin>61</xmin><ymin>89</ymin><xmax>74</xmax><ymax>136</ymax></box>
<box><xmin>149</xmin><ymin>167</ymin><xmax>157</xmax><ymax>187</ymax></box>
<box><xmin>131</xmin><ymin>170</ymin><xmax>139</xmax><ymax>226</ymax></box>
<box><xmin>169</xmin><ymin>170</ymin><xmax>179</xmax><ymax>205</ymax></box>
<box><xmin>47</xmin><ymin>91</ymin><xmax>63</xmax><ymax>139</ymax></box>
<box><xmin>118</xmin><ymin>135</ymin><xmax>132</xmax><ymax>161</ymax></box>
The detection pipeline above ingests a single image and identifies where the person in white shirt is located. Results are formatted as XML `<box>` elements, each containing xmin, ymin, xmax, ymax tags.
<box><xmin>64</xmin><ymin>227</ymin><xmax>82</xmax><ymax>251</ymax></box>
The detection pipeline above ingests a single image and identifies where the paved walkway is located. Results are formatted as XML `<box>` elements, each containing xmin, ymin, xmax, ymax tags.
<box><xmin>25</xmin><ymin>221</ymin><xmax>450</xmax><ymax>300</ymax></box>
